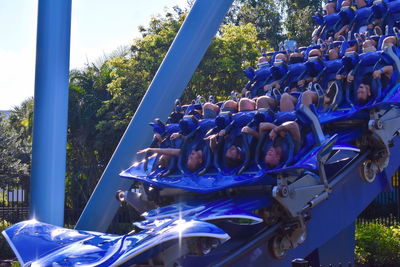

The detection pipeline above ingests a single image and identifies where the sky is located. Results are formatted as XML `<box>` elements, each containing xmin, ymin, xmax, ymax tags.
<box><xmin>0</xmin><ymin>0</ymin><xmax>188</xmax><ymax>110</ymax></box>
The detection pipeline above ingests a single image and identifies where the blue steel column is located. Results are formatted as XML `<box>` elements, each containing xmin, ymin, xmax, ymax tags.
<box><xmin>30</xmin><ymin>0</ymin><xmax>72</xmax><ymax>226</ymax></box>
<box><xmin>76</xmin><ymin>0</ymin><xmax>234</xmax><ymax>232</ymax></box>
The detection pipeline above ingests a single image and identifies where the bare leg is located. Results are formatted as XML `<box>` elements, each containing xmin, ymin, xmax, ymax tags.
<box><xmin>280</xmin><ymin>93</ymin><xmax>297</xmax><ymax>112</ymax></box>
<box><xmin>301</xmin><ymin>91</ymin><xmax>318</xmax><ymax>108</ymax></box>
<box><xmin>221</xmin><ymin>100</ymin><xmax>238</xmax><ymax>112</ymax></box>
<box><xmin>239</xmin><ymin>98</ymin><xmax>256</xmax><ymax>112</ymax></box>
<box><xmin>256</xmin><ymin>95</ymin><xmax>277</xmax><ymax>110</ymax></box>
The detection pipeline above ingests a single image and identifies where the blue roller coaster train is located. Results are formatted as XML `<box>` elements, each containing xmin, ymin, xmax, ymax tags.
<box><xmin>3</xmin><ymin>0</ymin><xmax>400</xmax><ymax>266</ymax></box>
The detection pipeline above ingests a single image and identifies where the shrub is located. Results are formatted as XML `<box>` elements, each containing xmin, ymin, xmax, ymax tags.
<box><xmin>0</xmin><ymin>220</ymin><xmax>15</xmax><ymax>260</ymax></box>
<box><xmin>355</xmin><ymin>223</ymin><xmax>400</xmax><ymax>266</ymax></box>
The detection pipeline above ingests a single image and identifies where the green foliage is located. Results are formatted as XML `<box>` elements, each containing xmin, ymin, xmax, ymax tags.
<box><xmin>283</xmin><ymin>0</ymin><xmax>323</xmax><ymax>47</ymax></box>
<box><xmin>285</xmin><ymin>6</ymin><xmax>316</xmax><ymax>47</ymax></box>
<box><xmin>0</xmin><ymin>220</ymin><xmax>15</xmax><ymax>259</ymax></box>
<box><xmin>227</xmin><ymin>0</ymin><xmax>284</xmax><ymax>49</ymax></box>
<box><xmin>0</xmin><ymin>101</ymin><xmax>32</xmax><ymax>189</ymax></box>
<box><xmin>183</xmin><ymin>23</ymin><xmax>270</xmax><ymax>103</ymax></box>
<box><xmin>355</xmin><ymin>223</ymin><xmax>400</xmax><ymax>266</ymax></box>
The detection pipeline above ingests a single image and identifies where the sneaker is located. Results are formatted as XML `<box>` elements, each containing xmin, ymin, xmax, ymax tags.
<box><xmin>374</xmin><ymin>26</ymin><xmax>383</xmax><ymax>36</ymax></box>
<box><xmin>326</xmin><ymin>82</ymin><xmax>339</xmax><ymax>105</ymax></box>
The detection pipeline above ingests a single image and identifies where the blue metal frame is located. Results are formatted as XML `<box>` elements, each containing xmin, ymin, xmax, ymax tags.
<box><xmin>30</xmin><ymin>0</ymin><xmax>72</xmax><ymax>226</ymax></box>
<box><xmin>75</xmin><ymin>0</ymin><xmax>234</xmax><ymax>232</ymax></box>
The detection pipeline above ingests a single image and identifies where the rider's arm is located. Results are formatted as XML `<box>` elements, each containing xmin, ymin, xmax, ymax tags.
<box><xmin>137</xmin><ymin>147</ymin><xmax>181</xmax><ymax>156</ymax></box>
<box><xmin>241</xmin><ymin>126</ymin><xmax>260</xmax><ymax>139</ymax></box>
<box><xmin>276</xmin><ymin>121</ymin><xmax>301</xmax><ymax>142</ymax></box>
<box><xmin>259</xmin><ymin>122</ymin><xmax>278</xmax><ymax>134</ymax></box>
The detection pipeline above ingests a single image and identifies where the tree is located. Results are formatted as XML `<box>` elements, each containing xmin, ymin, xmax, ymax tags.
<box><xmin>285</xmin><ymin>6</ymin><xmax>317</xmax><ymax>46</ymax></box>
<box><xmin>0</xmin><ymin>99</ymin><xmax>32</xmax><ymax>189</ymax></box>
<box><xmin>283</xmin><ymin>0</ymin><xmax>323</xmax><ymax>46</ymax></box>
<box><xmin>226</xmin><ymin>0</ymin><xmax>284</xmax><ymax>50</ymax></box>
<box><xmin>183</xmin><ymin>23</ymin><xmax>270</xmax><ymax>102</ymax></box>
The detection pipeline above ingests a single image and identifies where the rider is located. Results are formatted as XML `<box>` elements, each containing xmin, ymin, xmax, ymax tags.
<box><xmin>242</xmin><ymin>121</ymin><xmax>301</xmax><ymax>169</ymax></box>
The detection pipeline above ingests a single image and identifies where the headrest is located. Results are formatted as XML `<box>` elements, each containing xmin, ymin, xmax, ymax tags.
<box><xmin>270</xmin><ymin>64</ymin><xmax>288</xmax><ymax>80</ymax></box>
<box><xmin>254</xmin><ymin>67</ymin><xmax>271</xmax><ymax>81</ymax></box>
<box><xmin>274</xmin><ymin>111</ymin><xmax>297</xmax><ymax>125</ymax></box>
<box><xmin>372</xmin><ymin>1</ymin><xmax>387</xmax><ymax>18</ymax></box>
<box><xmin>287</xmin><ymin>63</ymin><xmax>307</xmax><ymax>79</ymax></box>
<box><xmin>243</xmin><ymin>67</ymin><xmax>255</xmax><ymax>81</ymax></box>
<box><xmin>179</xmin><ymin>115</ymin><xmax>199</xmax><ymax>135</ymax></box>
<box><xmin>305</xmin><ymin>60</ymin><xmax>324</xmax><ymax>77</ymax></box>
<box><xmin>215</xmin><ymin>111</ymin><xmax>232</xmax><ymax>129</ymax></box>
<box><xmin>339</xmin><ymin>6</ymin><xmax>355</xmax><ymax>22</ymax></box>
<box><xmin>312</xmin><ymin>15</ymin><xmax>324</xmax><ymax>25</ymax></box>
<box><xmin>254</xmin><ymin>108</ymin><xmax>275</xmax><ymax>123</ymax></box>
<box><xmin>388</xmin><ymin>0</ymin><xmax>400</xmax><ymax>13</ymax></box>
<box><xmin>324</xmin><ymin>13</ymin><xmax>340</xmax><ymax>26</ymax></box>
<box><xmin>150</xmin><ymin>118</ymin><xmax>165</xmax><ymax>135</ymax></box>
<box><xmin>341</xmin><ymin>52</ymin><xmax>359</xmax><ymax>70</ymax></box>
<box><xmin>168</xmin><ymin>111</ymin><xmax>183</xmax><ymax>124</ymax></box>
<box><xmin>355</xmin><ymin>6</ymin><xmax>372</xmax><ymax>19</ymax></box>
<box><xmin>324</xmin><ymin>59</ymin><xmax>343</xmax><ymax>73</ymax></box>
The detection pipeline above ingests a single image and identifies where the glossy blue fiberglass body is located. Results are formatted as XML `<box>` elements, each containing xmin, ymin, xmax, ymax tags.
<box><xmin>3</xmin><ymin>196</ymin><xmax>270</xmax><ymax>266</ymax></box>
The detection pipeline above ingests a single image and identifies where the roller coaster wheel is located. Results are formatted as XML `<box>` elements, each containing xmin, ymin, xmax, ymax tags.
<box><xmin>188</xmin><ymin>237</ymin><xmax>220</xmax><ymax>256</ymax></box>
<box><xmin>268</xmin><ymin>235</ymin><xmax>287</xmax><ymax>260</ymax></box>
<box><xmin>360</xmin><ymin>159</ymin><xmax>376</xmax><ymax>183</ymax></box>
<box><xmin>115</xmin><ymin>190</ymin><xmax>126</xmax><ymax>202</ymax></box>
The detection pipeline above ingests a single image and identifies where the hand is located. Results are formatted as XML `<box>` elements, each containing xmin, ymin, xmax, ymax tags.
<box><xmin>218</xmin><ymin>130</ymin><xmax>226</xmax><ymax>137</ymax></box>
<box><xmin>153</xmin><ymin>133</ymin><xmax>162</xmax><ymax>142</ymax></box>
<box><xmin>204</xmin><ymin>134</ymin><xmax>217</xmax><ymax>141</ymax></box>
<box><xmin>373</xmin><ymin>69</ymin><xmax>382</xmax><ymax>79</ymax></box>
<box><xmin>263</xmin><ymin>84</ymin><xmax>271</xmax><ymax>92</ymax></box>
<box><xmin>269</xmin><ymin>128</ymin><xmax>277</xmax><ymax>141</ymax></box>
<box><xmin>324</xmin><ymin>95</ymin><xmax>331</xmax><ymax>104</ymax></box>
<box><xmin>170</xmin><ymin>132</ymin><xmax>181</xmax><ymax>140</ymax></box>
<box><xmin>137</xmin><ymin>148</ymin><xmax>151</xmax><ymax>155</ymax></box>
<box><xmin>242</xmin><ymin>126</ymin><xmax>251</xmax><ymax>134</ymax></box>
<box><xmin>347</xmin><ymin>74</ymin><xmax>354</xmax><ymax>83</ymax></box>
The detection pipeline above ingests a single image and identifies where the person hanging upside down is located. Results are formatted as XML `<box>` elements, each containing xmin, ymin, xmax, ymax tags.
<box><xmin>137</xmin><ymin>132</ymin><xmax>204</xmax><ymax>172</ymax></box>
<box><xmin>242</xmin><ymin>121</ymin><xmax>301</xmax><ymax>169</ymax></box>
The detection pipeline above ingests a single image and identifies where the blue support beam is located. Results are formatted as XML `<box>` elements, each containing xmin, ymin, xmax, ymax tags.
<box><xmin>76</xmin><ymin>0</ymin><xmax>234</xmax><ymax>232</ymax></box>
<box><xmin>30</xmin><ymin>0</ymin><xmax>72</xmax><ymax>226</ymax></box>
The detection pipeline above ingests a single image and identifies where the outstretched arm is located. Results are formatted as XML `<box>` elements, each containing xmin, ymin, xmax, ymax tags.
<box><xmin>137</xmin><ymin>147</ymin><xmax>181</xmax><ymax>157</ymax></box>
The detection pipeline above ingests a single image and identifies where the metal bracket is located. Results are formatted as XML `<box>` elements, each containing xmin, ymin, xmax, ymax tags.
<box><xmin>367</xmin><ymin>106</ymin><xmax>400</xmax><ymax>172</ymax></box>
